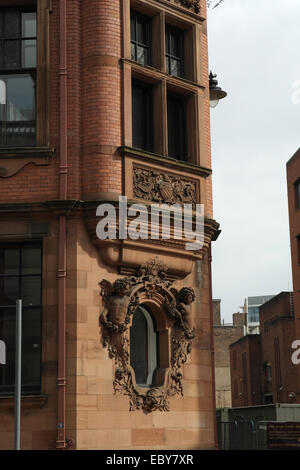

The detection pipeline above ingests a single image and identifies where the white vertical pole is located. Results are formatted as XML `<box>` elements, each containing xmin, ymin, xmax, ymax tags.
<box><xmin>14</xmin><ymin>299</ymin><xmax>22</xmax><ymax>450</ymax></box>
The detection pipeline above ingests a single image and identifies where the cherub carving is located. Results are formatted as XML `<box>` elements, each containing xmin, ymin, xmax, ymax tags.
<box><xmin>99</xmin><ymin>278</ymin><xmax>132</xmax><ymax>332</ymax></box>
<box><xmin>165</xmin><ymin>287</ymin><xmax>196</xmax><ymax>338</ymax></box>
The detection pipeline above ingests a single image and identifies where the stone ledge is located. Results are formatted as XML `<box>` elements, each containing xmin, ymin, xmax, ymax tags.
<box><xmin>0</xmin><ymin>147</ymin><xmax>56</xmax><ymax>178</ymax></box>
<box><xmin>0</xmin><ymin>394</ymin><xmax>48</xmax><ymax>413</ymax></box>
<box><xmin>120</xmin><ymin>146</ymin><xmax>212</xmax><ymax>179</ymax></box>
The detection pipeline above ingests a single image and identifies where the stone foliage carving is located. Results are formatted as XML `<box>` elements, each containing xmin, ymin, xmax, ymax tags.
<box><xmin>170</xmin><ymin>0</ymin><xmax>201</xmax><ymax>14</ymax></box>
<box><xmin>99</xmin><ymin>258</ymin><xmax>196</xmax><ymax>413</ymax></box>
<box><xmin>133</xmin><ymin>167</ymin><xmax>197</xmax><ymax>206</ymax></box>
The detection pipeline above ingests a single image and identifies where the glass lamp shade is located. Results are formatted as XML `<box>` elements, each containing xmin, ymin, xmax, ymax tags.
<box><xmin>210</xmin><ymin>98</ymin><xmax>219</xmax><ymax>108</ymax></box>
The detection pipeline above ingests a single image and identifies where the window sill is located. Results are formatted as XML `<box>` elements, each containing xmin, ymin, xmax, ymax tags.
<box><xmin>123</xmin><ymin>59</ymin><xmax>205</xmax><ymax>91</ymax></box>
<box><xmin>0</xmin><ymin>394</ymin><xmax>47</xmax><ymax>413</ymax></box>
<box><xmin>120</xmin><ymin>145</ymin><xmax>212</xmax><ymax>178</ymax></box>
<box><xmin>0</xmin><ymin>147</ymin><xmax>55</xmax><ymax>178</ymax></box>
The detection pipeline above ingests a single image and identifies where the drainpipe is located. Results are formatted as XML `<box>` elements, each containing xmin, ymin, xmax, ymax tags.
<box><xmin>208</xmin><ymin>246</ymin><xmax>218</xmax><ymax>449</ymax></box>
<box><xmin>56</xmin><ymin>0</ymin><xmax>68</xmax><ymax>450</ymax></box>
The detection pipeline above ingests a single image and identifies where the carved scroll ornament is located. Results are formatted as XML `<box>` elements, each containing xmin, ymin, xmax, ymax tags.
<box><xmin>99</xmin><ymin>258</ymin><xmax>196</xmax><ymax>413</ymax></box>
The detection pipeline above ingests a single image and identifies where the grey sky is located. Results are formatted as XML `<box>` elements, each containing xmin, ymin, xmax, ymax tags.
<box><xmin>207</xmin><ymin>0</ymin><xmax>300</xmax><ymax>321</ymax></box>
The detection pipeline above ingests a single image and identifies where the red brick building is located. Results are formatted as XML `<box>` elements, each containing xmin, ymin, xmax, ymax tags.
<box><xmin>213</xmin><ymin>299</ymin><xmax>246</xmax><ymax>408</ymax></box>
<box><xmin>0</xmin><ymin>0</ymin><xmax>220</xmax><ymax>450</ymax></box>
<box><xmin>230</xmin><ymin>292</ymin><xmax>300</xmax><ymax>408</ymax></box>
<box><xmin>287</xmin><ymin>148</ymin><xmax>300</xmax><ymax>399</ymax></box>
<box><xmin>230</xmin><ymin>334</ymin><xmax>262</xmax><ymax>408</ymax></box>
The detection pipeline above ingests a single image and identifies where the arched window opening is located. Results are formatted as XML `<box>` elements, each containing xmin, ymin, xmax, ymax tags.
<box><xmin>130</xmin><ymin>305</ymin><xmax>158</xmax><ymax>387</ymax></box>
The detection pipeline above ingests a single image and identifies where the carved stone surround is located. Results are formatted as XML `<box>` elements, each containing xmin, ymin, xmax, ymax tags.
<box><xmin>99</xmin><ymin>258</ymin><xmax>196</xmax><ymax>413</ymax></box>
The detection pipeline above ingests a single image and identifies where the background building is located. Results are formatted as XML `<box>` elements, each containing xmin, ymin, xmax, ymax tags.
<box><xmin>0</xmin><ymin>0</ymin><xmax>220</xmax><ymax>450</ymax></box>
<box><xmin>245</xmin><ymin>295</ymin><xmax>275</xmax><ymax>335</ymax></box>
<box><xmin>230</xmin><ymin>292</ymin><xmax>299</xmax><ymax>408</ymax></box>
<box><xmin>287</xmin><ymin>148</ymin><xmax>300</xmax><ymax>401</ymax></box>
<box><xmin>213</xmin><ymin>299</ymin><xmax>246</xmax><ymax>408</ymax></box>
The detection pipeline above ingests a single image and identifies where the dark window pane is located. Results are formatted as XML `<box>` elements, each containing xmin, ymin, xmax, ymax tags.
<box><xmin>170</xmin><ymin>58</ymin><xmax>182</xmax><ymax>77</ymax></box>
<box><xmin>0</xmin><ymin>73</ymin><xmax>36</xmax><ymax>146</ymax></box>
<box><xmin>22</xmin><ymin>39</ymin><xmax>36</xmax><ymax>68</ymax></box>
<box><xmin>136</xmin><ymin>19</ymin><xmax>148</xmax><ymax>44</ymax></box>
<box><xmin>21</xmin><ymin>246</ymin><xmax>41</xmax><ymax>275</ymax></box>
<box><xmin>132</xmin><ymin>81</ymin><xmax>153</xmax><ymax>152</ymax></box>
<box><xmin>21</xmin><ymin>308</ymin><xmax>41</xmax><ymax>390</ymax></box>
<box><xmin>170</xmin><ymin>32</ymin><xmax>181</xmax><ymax>57</ymax></box>
<box><xmin>4</xmin><ymin>11</ymin><xmax>19</xmax><ymax>38</ymax></box>
<box><xmin>130</xmin><ymin>309</ymin><xmax>148</xmax><ymax>385</ymax></box>
<box><xmin>130</xmin><ymin>11</ymin><xmax>151</xmax><ymax>66</ymax></box>
<box><xmin>22</xmin><ymin>12</ymin><xmax>36</xmax><ymax>38</ymax></box>
<box><xmin>4</xmin><ymin>40</ymin><xmax>20</xmax><ymax>68</ymax></box>
<box><xmin>131</xmin><ymin>43</ymin><xmax>136</xmax><ymax>62</ymax></box>
<box><xmin>167</xmin><ymin>93</ymin><xmax>187</xmax><ymax>161</ymax></box>
<box><xmin>0</xmin><ymin>307</ymin><xmax>41</xmax><ymax>393</ymax></box>
<box><xmin>130</xmin><ymin>15</ymin><xmax>135</xmax><ymax>41</ymax></box>
<box><xmin>0</xmin><ymin>247</ymin><xmax>19</xmax><ymax>275</ymax></box>
<box><xmin>0</xmin><ymin>13</ymin><xmax>3</xmax><ymax>38</ymax></box>
<box><xmin>0</xmin><ymin>244</ymin><xmax>42</xmax><ymax>394</ymax></box>
<box><xmin>166</xmin><ymin>25</ymin><xmax>184</xmax><ymax>78</ymax></box>
<box><xmin>0</xmin><ymin>308</ymin><xmax>15</xmax><ymax>389</ymax></box>
<box><xmin>137</xmin><ymin>45</ymin><xmax>147</xmax><ymax>66</ymax></box>
<box><xmin>21</xmin><ymin>276</ymin><xmax>41</xmax><ymax>306</ymax></box>
<box><xmin>296</xmin><ymin>182</ymin><xmax>300</xmax><ymax>209</ymax></box>
<box><xmin>0</xmin><ymin>277</ymin><xmax>19</xmax><ymax>305</ymax></box>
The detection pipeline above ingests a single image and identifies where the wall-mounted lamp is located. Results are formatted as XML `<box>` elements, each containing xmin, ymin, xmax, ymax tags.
<box><xmin>209</xmin><ymin>71</ymin><xmax>227</xmax><ymax>108</ymax></box>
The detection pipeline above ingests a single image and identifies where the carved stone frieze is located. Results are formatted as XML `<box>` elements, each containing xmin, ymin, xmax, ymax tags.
<box><xmin>133</xmin><ymin>167</ymin><xmax>197</xmax><ymax>206</ymax></box>
<box><xmin>99</xmin><ymin>258</ymin><xmax>196</xmax><ymax>413</ymax></box>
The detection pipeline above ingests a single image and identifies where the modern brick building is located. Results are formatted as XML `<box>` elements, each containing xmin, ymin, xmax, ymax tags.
<box><xmin>213</xmin><ymin>299</ymin><xmax>246</xmax><ymax>408</ymax></box>
<box><xmin>0</xmin><ymin>0</ymin><xmax>220</xmax><ymax>450</ymax></box>
<box><xmin>230</xmin><ymin>292</ymin><xmax>300</xmax><ymax>408</ymax></box>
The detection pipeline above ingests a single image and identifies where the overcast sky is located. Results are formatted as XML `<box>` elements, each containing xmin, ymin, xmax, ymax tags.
<box><xmin>207</xmin><ymin>0</ymin><xmax>300</xmax><ymax>322</ymax></box>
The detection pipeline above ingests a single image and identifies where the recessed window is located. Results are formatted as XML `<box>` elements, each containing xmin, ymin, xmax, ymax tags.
<box><xmin>165</xmin><ymin>25</ymin><xmax>184</xmax><ymax>78</ymax></box>
<box><xmin>167</xmin><ymin>91</ymin><xmax>187</xmax><ymax>160</ymax></box>
<box><xmin>0</xmin><ymin>8</ymin><xmax>36</xmax><ymax>147</ymax></box>
<box><xmin>130</xmin><ymin>305</ymin><xmax>158</xmax><ymax>387</ymax></box>
<box><xmin>132</xmin><ymin>79</ymin><xmax>153</xmax><ymax>152</ymax></box>
<box><xmin>295</xmin><ymin>180</ymin><xmax>300</xmax><ymax>210</ymax></box>
<box><xmin>297</xmin><ymin>235</ymin><xmax>300</xmax><ymax>265</ymax></box>
<box><xmin>0</xmin><ymin>243</ymin><xmax>42</xmax><ymax>395</ymax></box>
<box><xmin>130</xmin><ymin>10</ymin><xmax>152</xmax><ymax>66</ymax></box>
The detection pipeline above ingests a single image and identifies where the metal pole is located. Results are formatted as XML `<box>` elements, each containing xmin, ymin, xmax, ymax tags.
<box><xmin>14</xmin><ymin>299</ymin><xmax>22</xmax><ymax>451</ymax></box>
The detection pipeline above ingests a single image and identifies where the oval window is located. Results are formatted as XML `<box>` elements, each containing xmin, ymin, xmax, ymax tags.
<box><xmin>130</xmin><ymin>305</ymin><xmax>158</xmax><ymax>387</ymax></box>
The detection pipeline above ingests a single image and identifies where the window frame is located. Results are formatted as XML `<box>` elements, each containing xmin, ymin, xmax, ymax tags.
<box><xmin>0</xmin><ymin>1</ymin><xmax>50</xmax><ymax>149</ymax></box>
<box><xmin>167</xmin><ymin>90</ymin><xmax>187</xmax><ymax>161</ymax></box>
<box><xmin>130</xmin><ymin>305</ymin><xmax>158</xmax><ymax>388</ymax></box>
<box><xmin>0</xmin><ymin>6</ymin><xmax>37</xmax><ymax>147</ymax></box>
<box><xmin>165</xmin><ymin>23</ymin><xmax>185</xmax><ymax>79</ymax></box>
<box><xmin>0</xmin><ymin>241</ymin><xmax>42</xmax><ymax>395</ymax></box>
<box><xmin>130</xmin><ymin>9</ymin><xmax>152</xmax><ymax>67</ymax></box>
<box><xmin>131</xmin><ymin>78</ymin><xmax>154</xmax><ymax>153</ymax></box>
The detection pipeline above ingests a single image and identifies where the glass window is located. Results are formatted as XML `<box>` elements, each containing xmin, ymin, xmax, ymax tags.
<box><xmin>132</xmin><ymin>80</ymin><xmax>153</xmax><ymax>152</ymax></box>
<box><xmin>248</xmin><ymin>306</ymin><xmax>259</xmax><ymax>323</ymax></box>
<box><xmin>131</xmin><ymin>11</ymin><xmax>151</xmax><ymax>66</ymax></box>
<box><xmin>130</xmin><ymin>306</ymin><xmax>158</xmax><ymax>387</ymax></box>
<box><xmin>0</xmin><ymin>8</ymin><xmax>36</xmax><ymax>146</ymax></box>
<box><xmin>0</xmin><ymin>243</ymin><xmax>42</xmax><ymax>395</ymax></box>
<box><xmin>167</xmin><ymin>92</ymin><xmax>187</xmax><ymax>161</ymax></box>
<box><xmin>295</xmin><ymin>180</ymin><xmax>300</xmax><ymax>209</ymax></box>
<box><xmin>166</xmin><ymin>25</ymin><xmax>184</xmax><ymax>78</ymax></box>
